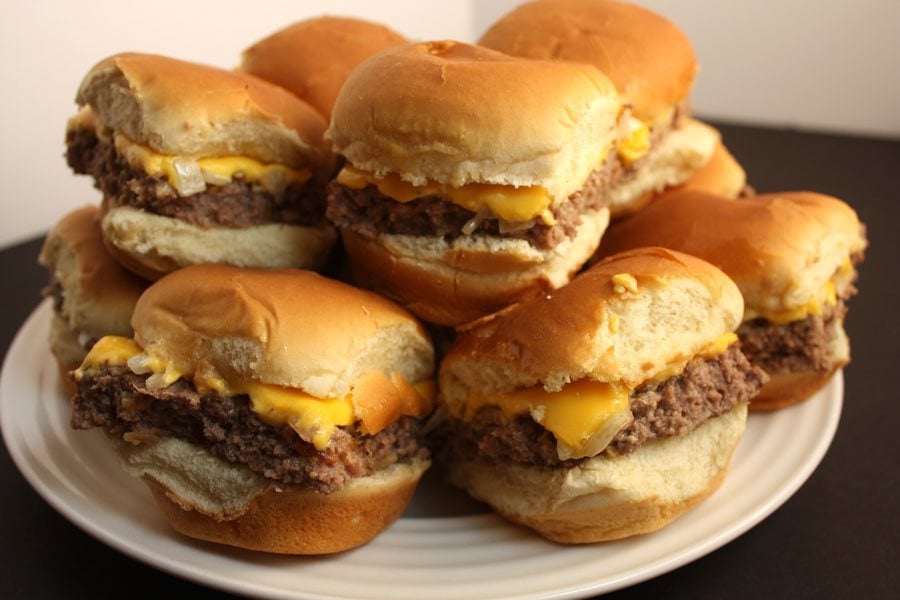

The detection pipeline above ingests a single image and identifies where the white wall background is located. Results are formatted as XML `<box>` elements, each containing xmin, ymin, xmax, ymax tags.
<box><xmin>1</xmin><ymin>0</ymin><xmax>898</xmax><ymax>248</ymax></box>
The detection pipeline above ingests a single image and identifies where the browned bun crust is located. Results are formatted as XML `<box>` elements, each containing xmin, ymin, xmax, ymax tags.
<box><xmin>751</xmin><ymin>369</ymin><xmax>841</xmax><ymax>412</ymax></box>
<box><xmin>478</xmin><ymin>0</ymin><xmax>696</xmax><ymax>124</ymax></box>
<box><xmin>143</xmin><ymin>460</ymin><xmax>427</xmax><ymax>554</ymax></box>
<box><xmin>667</xmin><ymin>140</ymin><xmax>747</xmax><ymax>199</ymax></box>
<box><xmin>241</xmin><ymin>16</ymin><xmax>407</xmax><ymax>120</ymax></box>
<box><xmin>76</xmin><ymin>52</ymin><xmax>330</xmax><ymax>170</ymax></box>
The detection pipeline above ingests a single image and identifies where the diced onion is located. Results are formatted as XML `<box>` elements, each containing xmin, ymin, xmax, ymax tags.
<box><xmin>127</xmin><ymin>354</ymin><xmax>153</xmax><ymax>375</ymax></box>
<box><xmin>461</xmin><ymin>207</ymin><xmax>493</xmax><ymax>235</ymax></box>
<box><xmin>498</xmin><ymin>218</ymin><xmax>536</xmax><ymax>234</ymax></box>
<box><xmin>171</xmin><ymin>158</ymin><xmax>207</xmax><ymax>195</ymax></box>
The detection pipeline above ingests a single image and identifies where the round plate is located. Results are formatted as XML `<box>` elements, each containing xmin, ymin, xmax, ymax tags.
<box><xmin>1</xmin><ymin>301</ymin><xmax>843</xmax><ymax>599</ymax></box>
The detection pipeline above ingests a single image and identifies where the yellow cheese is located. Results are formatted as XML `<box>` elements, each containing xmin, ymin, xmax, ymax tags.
<box><xmin>74</xmin><ymin>335</ymin><xmax>428</xmax><ymax>451</ymax></box>
<box><xmin>462</xmin><ymin>379</ymin><xmax>630</xmax><ymax>457</ymax></box>
<box><xmin>748</xmin><ymin>280</ymin><xmax>839</xmax><ymax>325</ymax></box>
<box><xmin>336</xmin><ymin>166</ymin><xmax>556</xmax><ymax>225</ymax></box>
<box><xmin>245</xmin><ymin>383</ymin><xmax>355</xmax><ymax>451</ymax></box>
<box><xmin>115</xmin><ymin>134</ymin><xmax>310</xmax><ymax>196</ymax></box>
<box><xmin>618</xmin><ymin>117</ymin><xmax>651</xmax><ymax>165</ymax></box>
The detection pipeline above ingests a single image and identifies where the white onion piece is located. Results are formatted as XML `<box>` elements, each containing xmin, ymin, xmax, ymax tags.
<box><xmin>555</xmin><ymin>406</ymin><xmax>634</xmax><ymax>460</ymax></box>
<box><xmin>170</xmin><ymin>158</ymin><xmax>207</xmax><ymax>195</ymax></box>
<box><xmin>498</xmin><ymin>218</ymin><xmax>536</xmax><ymax>234</ymax></box>
<box><xmin>200</xmin><ymin>167</ymin><xmax>231</xmax><ymax>187</ymax></box>
<box><xmin>145</xmin><ymin>372</ymin><xmax>168</xmax><ymax>391</ymax></box>
<box><xmin>127</xmin><ymin>354</ymin><xmax>153</xmax><ymax>375</ymax></box>
<box><xmin>461</xmin><ymin>207</ymin><xmax>493</xmax><ymax>235</ymax></box>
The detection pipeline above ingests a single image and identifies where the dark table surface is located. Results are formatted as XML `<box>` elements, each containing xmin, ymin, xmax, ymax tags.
<box><xmin>1</xmin><ymin>121</ymin><xmax>898</xmax><ymax>599</ymax></box>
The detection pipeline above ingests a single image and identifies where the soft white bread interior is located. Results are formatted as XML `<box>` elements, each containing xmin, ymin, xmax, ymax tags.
<box><xmin>440</xmin><ymin>247</ymin><xmax>744</xmax><ymax>401</ymax></box>
<box><xmin>446</xmin><ymin>403</ymin><xmax>747</xmax><ymax>543</ymax></box>
<box><xmin>131</xmin><ymin>264</ymin><xmax>434</xmax><ymax>399</ymax></box>
<box><xmin>39</xmin><ymin>205</ymin><xmax>147</xmax><ymax>366</ymax></box>
<box><xmin>341</xmin><ymin>208</ymin><xmax>609</xmax><ymax>326</ymax></box>
<box><xmin>76</xmin><ymin>52</ymin><xmax>330</xmax><ymax>169</ymax></box>
<box><xmin>598</xmin><ymin>191</ymin><xmax>868</xmax><ymax>315</ymax></box>
<box><xmin>240</xmin><ymin>16</ymin><xmax>407</xmax><ymax>120</ymax></box>
<box><xmin>113</xmin><ymin>435</ymin><xmax>428</xmax><ymax>554</ymax></box>
<box><xmin>478</xmin><ymin>0</ymin><xmax>697</xmax><ymax>127</ymax></box>
<box><xmin>100</xmin><ymin>206</ymin><xmax>336</xmax><ymax>280</ymax></box>
<box><xmin>328</xmin><ymin>40</ymin><xmax>622</xmax><ymax>203</ymax></box>
<box><xmin>607</xmin><ymin>118</ymin><xmax>719</xmax><ymax>217</ymax></box>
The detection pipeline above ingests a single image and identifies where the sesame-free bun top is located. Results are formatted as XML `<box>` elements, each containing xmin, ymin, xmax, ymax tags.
<box><xmin>132</xmin><ymin>264</ymin><xmax>434</xmax><ymax>399</ymax></box>
<box><xmin>478</xmin><ymin>0</ymin><xmax>696</xmax><ymax>125</ymax></box>
<box><xmin>598</xmin><ymin>191</ymin><xmax>867</xmax><ymax>316</ymax></box>
<box><xmin>76</xmin><ymin>52</ymin><xmax>330</xmax><ymax>169</ymax></box>
<box><xmin>328</xmin><ymin>41</ymin><xmax>622</xmax><ymax>202</ymax></box>
<box><xmin>241</xmin><ymin>16</ymin><xmax>407</xmax><ymax>120</ymax></box>
<box><xmin>440</xmin><ymin>247</ymin><xmax>743</xmax><ymax>402</ymax></box>
<box><xmin>39</xmin><ymin>205</ymin><xmax>147</xmax><ymax>340</ymax></box>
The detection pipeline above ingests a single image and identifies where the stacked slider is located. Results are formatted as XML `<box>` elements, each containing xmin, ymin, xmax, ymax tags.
<box><xmin>479</xmin><ymin>0</ymin><xmax>733</xmax><ymax>216</ymax></box>
<box><xmin>597</xmin><ymin>190</ymin><xmax>867</xmax><ymax>409</ymax></box>
<box><xmin>326</xmin><ymin>41</ymin><xmax>623</xmax><ymax>326</ymax></box>
<box><xmin>66</xmin><ymin>53</ymin><xmax>336</xmax><ymax>280</ymax></box>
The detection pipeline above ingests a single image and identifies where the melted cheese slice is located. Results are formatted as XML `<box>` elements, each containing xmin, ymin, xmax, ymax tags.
<box><xmin>745</xmin><ymin>276</ymin><xmax>841</xmax><ymax>325</ymax></box>
<box><xmin>75</xmin><ymin>336</ymin><xmax>431</xmax><ymax>451</ymax></box>
<box><xmin>336</xmin><ymin>165</ymin><xmax>556</xmax><ymax>225</ymax></box>
<box><xmin>115</xmin><ymin>134</ymin><xmax>311</xmax><ymax>197</ymax></box>
<box><xmin>456</xmin><ymin>332</ymin><xmax>740</xmax><ymax>459</ymax></box>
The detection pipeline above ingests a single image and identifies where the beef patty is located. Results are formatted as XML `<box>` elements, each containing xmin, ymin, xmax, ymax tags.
<box><xmin>430</xmin><ymin>344</ymin><xmax>766</xmax><ymax>469</ymax></box>
<box><xmin>72</xmin><ymin>366</ymin><xmax>429</xmax><ymax>494</ymax></box>
<box><xmin>66</xmin><ymin>128</ymin><xmax>326</xmax><ymax>229</ymax></box>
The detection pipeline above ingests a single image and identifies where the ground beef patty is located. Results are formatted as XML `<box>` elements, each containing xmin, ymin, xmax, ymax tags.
<box><xmin>431</xmin><ymin>344</ymin><xmax>766</xmax><ymax>469</ymax></box>
<box><xmin>66</xmin><ymin>128</ymin><xmax>326</xmax><ymax>228</ymax></box>
<box><xmin>72</xmin><ymin>365</ymin><xmax>429</xmax><ymax>494</ymax></box>
<box><xmin>326</xmin><ymin>112</ymin><xmax>685</xmax><ymax>250</ymax></box>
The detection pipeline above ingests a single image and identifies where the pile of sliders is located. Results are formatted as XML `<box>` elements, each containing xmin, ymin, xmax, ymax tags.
<box><xmin>40</xmin><ymin>1</ymin><xmax>867</xmax><ymax>553</ymax></box>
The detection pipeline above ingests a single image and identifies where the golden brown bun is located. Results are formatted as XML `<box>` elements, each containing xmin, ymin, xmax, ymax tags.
<box><xmin>113</xmin><ymin>435</ymin><xmax>427</xmax><ymax>554</ymax></box>
<box><xmin>241</xmin><ymin>16</ymin><xmax>406</xmax><ymax>120</ymax></box>
<box><xmin>478</xmin><ymin>0</ymin><xmax>696</xmax><ymax>125</ymax></box>
<box><xmin>672</xmin><ymin>140</ymin><xmax>748</xmax><ymax>198</ymax></box>
<box><xmin>597</xmin><ymin>191</ymin><xmax>868</xmax><ymax>315</ymax></box>
<box><xmin>607</xmin><ymin>118</ymin><xmax>719</xmax><ymax>218</ymax></box>
<box><xmin>440</xmin><ymin>247</ymin><xmax>743</xmax><ymax>400</ymax></box>
<box><xmin>328</xmin><ymin>41</ymin><xmax>621</xmax><ymax>202</ymax></box>
<box><xmin>99</xmin><ymin>206</ymin><xmax>336</xmax><ymax>280</ymax></box>
<box><xmin>39</xmin><ymin>205</ymin><xmax>148</xmax><ymax>363</ymax></box>
<box><xmin>446</xmin><ymin>404</ymin><xmax>746</xmax><ymax>543</ymax></box>
<box><xmin>132</xmin><ymin>264</ymin><xmax>434</xmax><ymax>399</ymax></box>
<box><xmin>76</xmin><ymin>52</ymin><xmax>330</xmax><ymax>170</ymax></box>
<box><xmin>341</xmin><ymin>208</ymin><xmax>609</xmax><ymax>327</ymax></box>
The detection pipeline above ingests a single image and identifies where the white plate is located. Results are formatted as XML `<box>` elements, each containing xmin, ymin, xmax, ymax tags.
<box><xmin>1</xmin><ymin>301</ymin><xmax>843</xmax><ymax>600</ymax></box>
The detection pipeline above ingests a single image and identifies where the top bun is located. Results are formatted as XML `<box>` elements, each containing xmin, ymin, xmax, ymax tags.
<box><xmin>328</xmin><ymin>41</ymin><xmax>622</xmax><ymax>202</ymax></box>
<box><xmin>478</xmin><ymin>0</ymin><xmax>696</xmax><ymax>125</ymax></box>
<box><xmin>76</xmin><ymin>53</ymin><xmax>330</xmax><ymax>169</ymax></box>
<box><xmin>39</xmin><ymin>205</ymin><xmax>147</xmax><ymax>340</ymax></box>
<box><xmin>598</xmin><ymin>191</ymin><xmax>867</xmax><ymax>315</ymax></box>
<box><xmin>441</xmin><ymin>247</ymin><xmax>742</xmax><ymax>400</ymax></box>
<box><xmin>241</xmin><ymin>16</ymin><xmax>407</xmax><ymax>120</ymax></box>
<box><xmin>132</xmin><ymin>264</ymin><xmax>434</xmax><ymax>399</ymax></box>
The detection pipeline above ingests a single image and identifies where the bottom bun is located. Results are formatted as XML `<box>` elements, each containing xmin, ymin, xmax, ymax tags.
<box><xmin>445</xmin><ymin>404</ymin><xmax>747</xmax><ymax>543</ymax></box>
<box><xmin>112</xmin><ymin>435</ymin><xmax>428</xmax><ymax>554</ymax></box>
<box><xmin>101</xmin><ymin>206</ymin><xmax>336</xmax><ymax>280</ymax></box>
<box><xmin>342</xmin><ymin>208</ymin><xmax>609</xmax><ymax>327</ymax></box>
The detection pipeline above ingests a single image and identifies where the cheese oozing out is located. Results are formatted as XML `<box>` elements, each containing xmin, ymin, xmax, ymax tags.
<box><xmin>617</xmin><ymin>115</ymin><xmax>651</xmax><ymax>165</ymax></box>
<box><xmin>113</xmin><ymin>133</ymin><xmax>311</xmax><ymax>197</ymax></box>
<box><xmin>453</xmin><ymin>332</ymin><xmax>739</xmax><ymax>460</ymax></box>
<box><xmin>335</xmin><ymin>165</ymin><xmax>557</xmax><ymax>226</ymax></box>
<box><xmin>74</xmin><ymin>336</ymin><xmax>432</xmax><ymax>451</ymax></box>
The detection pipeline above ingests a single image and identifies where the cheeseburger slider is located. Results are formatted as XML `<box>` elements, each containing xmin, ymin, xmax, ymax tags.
<box><xmin>479</xmin><ymin>0</ymin><xmax>721</xmax><ymax>217</ymax></box>
<box><xmin>431</xmin><ymin>247</ymin><xmax>767</xmax><ymax>543</ymax></box>
<box><xmin>240</xmin><ymin>16</ymin><xmax>407</xmax><ymax>120</ymax></box>
<box><xmin>327</xmin><ymin>41</ymin><xmax>623</xmax><ymax>326</ymax></box>
<box><xmin>67</xmin><ymin>53</ymin><xmax>335</xmax><ymax>280</ymax></box>
<box><xmin>38</xmin><ymin>205</ymin><xmax>147</xmax><ymax>384</ymax></box>
<box><xmin>597</xmin><ymin>191</ymin><xmax>867</xmax><ymax>409</ymax></box>
<box><xmin>70</xmin><ymin>265</ymin><xmax>435</xmax><ymax>554</ymax></box>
